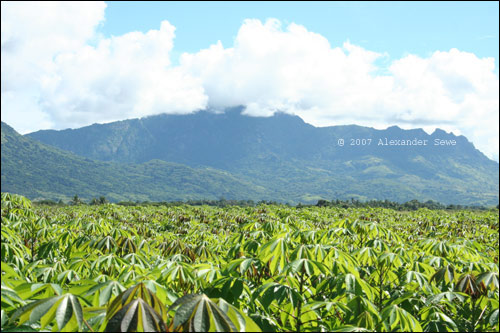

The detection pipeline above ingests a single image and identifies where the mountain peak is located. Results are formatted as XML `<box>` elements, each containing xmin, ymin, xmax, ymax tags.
<box><xmin>386</xmin><ymin>125</ymin><xmax>402</xmax><ymax>130</ymax></box>
<box><xmin>432</xmin><ymin>128</ymin><xmax>451</xmax><ymax>136</ymax></box>
<box><xmin>15</xmin><ymin>110</ymin><xmax>499</xmax><ymax>205</ymax></box>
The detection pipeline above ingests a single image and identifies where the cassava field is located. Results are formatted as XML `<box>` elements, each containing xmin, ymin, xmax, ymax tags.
<box><xmin>1</xmin><ymin>193</ymin><xmax>499</xmax><ymax>332</ymax></box>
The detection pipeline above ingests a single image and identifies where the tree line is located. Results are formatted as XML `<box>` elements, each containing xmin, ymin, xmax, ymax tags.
<box><xmin>314</xmin><ymin>198</ymin><xmax>495</xmax><ymax>211</ymax></box>
<box><xmin>32</xmin><ymin>194</ymin><xmax>497</xmax><ymax>211</ymax></box>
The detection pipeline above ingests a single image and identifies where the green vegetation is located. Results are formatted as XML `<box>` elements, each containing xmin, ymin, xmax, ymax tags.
<box><xmin>23</xmin><ymin>110</ymin><xmax>499</xmax><ymax>206</ymax></box>
<box><xmin>2</xmin><ymin>193</ymin><xmax>498</xmax><ymax>332</ymax></box>
<box><xmin>33</xmin><ymin>196</ymin><xmax>496</xmax><ymax>211</ymax></box>
<box><xmin>315</xmin><ymin>198</ymin><xmax>496</xmax><ymax>211</ymax></box>
<box><xmin>3</xmin><ymin>117</ymin><xmax>500</xmax><ymax>205</ymax></box>
<box><xmin>1</xmin><ymin>122</ymin><xmax>270</xmax><ymax>203</ymax></box>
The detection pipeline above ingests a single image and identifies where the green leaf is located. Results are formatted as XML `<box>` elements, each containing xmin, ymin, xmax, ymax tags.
<box><xmin>105</xmin><ymin>298</ymin><xmax>166</xmax><ymax>332</ymax></box>
<box><xmin>105</xmin><ymin>282</ymin><xmax>167</xmax><ymax>325</ymax></box>
<box><xmin>456</xmin><ymin>273</ymin><xmax>485</xmax><ymax>298</ymax></box>
<box><xmin>1</xmin><ymin>284</ymin><xmax>24</xmax><ymax>308</ymax></box>
<box><xmin>208</xmin><ymin>300</ymin><xmax>236</xmax><ymax>332</ymax></box>
<box><xmin>259</xmin><ymin>237</ymin><xmax>288</xmax><ymax>274</ymax></box>
<box><xmin>1</xmin><ymin>262</ymin><xmax>20</xmax><ymax>279</ymax></box>
<box><xmin>193</xmin><ymin>297</ymin><xmax>210</xmax><ymax>332</ymax></box>
<box><xmin>489</xmin><ymin>309</ymin><xmax>499</xmax><ymax>327</ymax></box>
<box><xmin>121</xmin><ymin>299</ymin><xmax>139</xmax><ymax>332</ymax></box>
<box><xmin>430</xmin><ymin>265</ymin><xmax>455</xmax><ymax>285</ymax></box>
<box><xmin>27</xmin><ymin>297</ymin><xmax>61</xmax><ymax>325</ymax></box>
<box><xmin>381</xmin><ymin>305</ymin><xmax>423</xmax><ymax>332</ymax></box>
<box><xmin>139</xmin><ymin>300</ymin><xmax>163</xmax><ymax>332</ymax></box>
<box><xmin>96</xmin><ymin>281</ymin><xmax>125</xmax><ymax>307</ymax></box>
<box><xmin>55</xmin><ymin>295</ymin><xmax>72</xmax><ymax>330</ymax></box>
<box><xmin>105</xmin><ymin>301</ymin><xmax>131</xmax><ymax>332</ymax></box>
<box><xmin>68</xmin><ymin>294</ymin><xmax>83</xmax><ymax>331</ymax></box>
<box><xmin>1</xmin><ymin>310</ymin><xmax>8</xmax><ymax>327</ymax></box>
<box><xmin>217</xmin><ymin>298</ymin><xmax>262</xmax><ymax>332</ymax></box>
<box><xmin>170</xmin><ymin>294</ymin><xmax>201</xmax><ymax>329</ymax></box>
<box><xmin>39</xmin><ymin>298</ymin><xmax>61</xmax><ymax>329</ymax></box>
<box><xmin>8</xmin><ymin>293</ymin><xmax>82</xmax><ymax>331</ymax></box>
<box><xmin>477</xmin><ymin>271</ymin><xmax>499</xmax><ymax>290</ymax></box>
<box><xmin>168</xmin><ymin>294</ymin><xmax>249</xmax><ymax>332</ymax></box>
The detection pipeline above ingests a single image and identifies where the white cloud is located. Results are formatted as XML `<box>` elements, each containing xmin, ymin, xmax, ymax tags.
<box><xmin>38</xmin><ymin>20</ymin><xmax>207</xmax><ymax>127</ymax></box>
<box><xmin>1</xmin><ymin>1</ymin><xmax>107</xmax><ymax>129</ymax></box>
<box><xmin>387</xmin><ymin>49</ymin><xmax>499</xmax><ymax>160</ymax></box>
<box><xmin>1</xmin><ymin>2</ymin><xmax>207</xmax><ymax>131</ymax></box>
<box><xmin>1</xmin><ymin>5</ymin><xmax>498</xmax><ymax>161</ymax></box>
<box><xmin>180</xmin><ymin>19</ymin><xmax>499</xmax><ymax>161</ymax></box>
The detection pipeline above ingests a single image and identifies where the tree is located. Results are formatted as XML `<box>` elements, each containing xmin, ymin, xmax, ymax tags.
<box><xmin>71</xmin><ymin>195</ymin><xmax>82</xmax><ymax>205</ymax></box>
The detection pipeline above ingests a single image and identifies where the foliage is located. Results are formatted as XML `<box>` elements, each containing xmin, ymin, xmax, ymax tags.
<box><xmin>3</xmin><ymin>113</ymin><xmax>499</xmax><ymax>206</ymax></box>
<box><xmin>1</xmin><ymin>193</ymin><xmax>499</xmax><ymax>332</ymax></box>
<box><xmin>316</xmin><ymin>198</ymin><xmax>493</xmax><ymax>211</ymax></box>
<box><xmin>1</xmin><ymin>122</ymin><xmax>268</xmax><ymax>203</ymax></box>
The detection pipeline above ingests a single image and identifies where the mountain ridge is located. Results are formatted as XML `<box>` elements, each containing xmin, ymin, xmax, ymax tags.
<box><xmin>1</xmin><ymin>122</ymin><xmax>273</xmax><ymax>202</ymax></box>
<box><xmin>27</xmin><ymin>110</ymin><xmax>491</xmax><ymax>161</ymax></box>
<box><xmin>3</xmin><ymin>107</ymin><xmax>499</xmax><ymax>205</ymax></box>
<box><xmin>27</xmin><ymin>108</ymin><xmax>493</xmax><ymax>166</ymax></box>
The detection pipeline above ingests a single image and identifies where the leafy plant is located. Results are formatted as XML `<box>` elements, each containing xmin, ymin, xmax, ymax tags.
<box><xmin>1</xmin><ymin>193</ymin><xmax>499</xmax><ymax>332</ymax></box>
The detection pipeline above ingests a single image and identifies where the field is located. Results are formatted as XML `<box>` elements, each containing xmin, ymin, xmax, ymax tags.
<box><xmin>1</xmin><ymin>193</ymin><xmax>499</xmax><ymax>332</ymax></box>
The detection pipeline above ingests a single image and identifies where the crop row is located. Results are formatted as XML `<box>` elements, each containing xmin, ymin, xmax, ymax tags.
<box><xmin>1</xmin><ymin>193</ymin><xmax>499</xmax><ymax>331</ymax></box>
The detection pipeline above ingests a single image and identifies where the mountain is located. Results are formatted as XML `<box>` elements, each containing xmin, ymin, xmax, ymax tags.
<box><xmin>24</xmin><ymin>107</ymin><xmax>499</xmax><ymax>205</ymax></box>
<box><xmin>1</xmin><ymin>122</ymin><xmax>271</xmax><ymax>202</ymax></box>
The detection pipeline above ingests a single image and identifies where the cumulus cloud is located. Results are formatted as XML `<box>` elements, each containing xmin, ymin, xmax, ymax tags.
<box><xmin>180</xmin><ymin>19</ymin><xmax>499</xmax><ymax>161</ymax></box>
<box><xmin>1</xmin><ymin>4</ymin><xmax>498</xmax><ymax>161</ymax></box>
<box><xmin>2</xmin><ymin>1</ymin><xmax>107</xmax><ymax>129</ymax></box>
<box><xmin>1</xmin><ymin>1</ymin><xmax>207</xmax><ymax>131</ymax></box>
<box><xmin>387</xmin><ymin>50</ymin><xmax>499</xmax><ymax>160</ymax></box>
<box><xmin>38</xmin><ymin>20</ymin><xmax>207</xmax><ymax>127</ymax></box>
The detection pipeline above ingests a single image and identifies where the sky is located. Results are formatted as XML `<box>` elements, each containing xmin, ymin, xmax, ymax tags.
<box><xmin>1</xmin><ymin>1</ymin><xmax>499</xmax><ymax>161</ymax></box>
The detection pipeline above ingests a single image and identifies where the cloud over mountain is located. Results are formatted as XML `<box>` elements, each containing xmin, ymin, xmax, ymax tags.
<box><xmin>1</xmin><ymin>2</ymin><xmax>498</xmax><ymax>160</ymax></box>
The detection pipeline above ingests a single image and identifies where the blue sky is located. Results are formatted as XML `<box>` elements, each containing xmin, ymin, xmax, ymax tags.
<box><xmin>1</xmin><ymin>1</ymin><xmax>499</xmax><ymax>160</ymax></box>
<box><xmin>100</xmin><ymin>1</ymin><xmax>499</xmax><ymax>71</ymax></box>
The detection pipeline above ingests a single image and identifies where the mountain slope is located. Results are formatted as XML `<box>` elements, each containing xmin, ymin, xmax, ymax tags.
<box><xmin>25</xmin><ymin>107</ymin><xmax>499</xmax><ymax>205</ymax></box>
<box><xmin>1</xmin><ymin>122</ymin><xmax>270</xmax><ymax>202</ymax></box>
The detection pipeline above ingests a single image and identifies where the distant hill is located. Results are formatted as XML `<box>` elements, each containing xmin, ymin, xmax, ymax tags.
<box><xmin>1</xmin><ymin>122</ymin><xmax>270</xmax><ymax>202</ymax></box>
<box><xmin>6</xmin><ymin>106</ymin><xmax>500</xmax><ymax>205</ymax></box>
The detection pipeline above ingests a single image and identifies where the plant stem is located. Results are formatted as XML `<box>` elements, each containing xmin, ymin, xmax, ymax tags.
<box><xmin>470</xmin><ymin>298</ymin><xmax>476</xmax><ymax>332</ymax></box>
<box><xmin>271</xmin><ymin>303</ymin><xmax>297</xmax><ymax>320</ymax></box>
<box><xmin>83</xmin><ymin>318</ymin><xmax>95</xmax><ymax>332</ymax></box>
<box><xmin>378</xmin><ymin>264</ymin><xmax>385</xmax><ymax>312</ymax></box>
<box><xmin>474</xmin><ymin>302</ymin><xmax>488</xmax><ymax>330</ymax></box>
<box><xmin>296</xmin><ymin>271</ymin><xmax>305</xmax><ymax>333</ymax></box>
